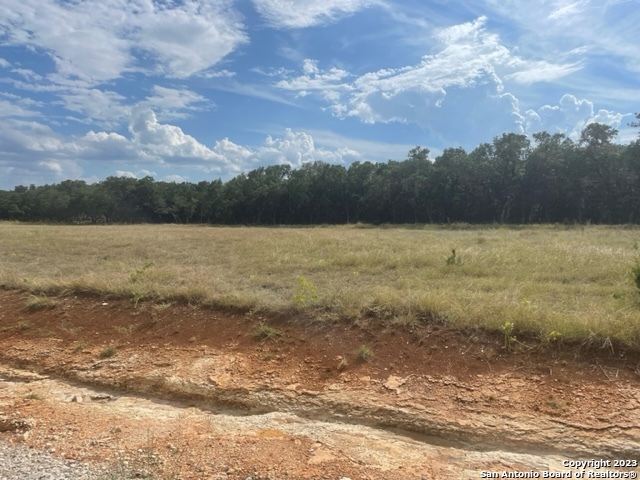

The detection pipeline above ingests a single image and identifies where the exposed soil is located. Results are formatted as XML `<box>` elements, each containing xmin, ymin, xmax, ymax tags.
<box><xmin>1</xmin><ymin>288</ymin><xmax>640</xmax><ymax>479</ymax></box>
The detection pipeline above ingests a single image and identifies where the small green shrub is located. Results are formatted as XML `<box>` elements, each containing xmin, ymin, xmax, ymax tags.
<box><xmin>73</xmin><ymin>342</ymin><xmax>86</xmax><ymax>353</ymax></box>
<box><xmin>445</xmin><ymin>248</ymin><xmax>461</xmax><ymax>265</ymax></box>
<box><xmin>547</xmin><ymin>330</ymin><xmax>563</xmax><ymax>344</ymax></box>
<box><xmin>99</xmin><ymin>347</ymin><xmax>117</xmax><ymax>358</ymax></box>
<box><xmin>129</xmin><ymin>261</ymin><xmax>154</xmax><ymax>308</ymax></box>
<box><xmin>114</xmin><ymin>324</ymin><xmax>134</xmax><ymax>336</ymax></box>
<box><xmin>129</xmin><ymin>261</ymin><xmax>154</xmax><ymax>284</ymax></box>
<box><xmin>501</xmin><ymin>322</ymin><xmax>515</xmax><ymax>352</ymax></box>
<box><xmin>357</xmin><ymin>345</ymin><xmax>373</xmax><ymax>362</ymax></box>
<box><xmin>252</xmin><ymin>323</ymin><xmax>283</xmax><ymax>342</ymax></box>
<box><xmin>293</xmin><ymin>276</ymin><xmax>318</xmax><ymax>307</ymax></box>
<box><xmin>23</xmin><ymin>392</ymin><xmax>42</xmax><ymax>400</ymax></box>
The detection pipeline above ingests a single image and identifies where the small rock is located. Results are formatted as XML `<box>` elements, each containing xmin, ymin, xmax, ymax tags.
<box><xmin>383</xmin><ymin>375</ymin><xmax>407</xmax><ymax>391</ymax></box>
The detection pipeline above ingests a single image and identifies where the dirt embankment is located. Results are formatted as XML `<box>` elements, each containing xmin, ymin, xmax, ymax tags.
<box><xmin>1</xmin><ymin>289</ymin><xmax>640</xmax><ymax>479</ymax></box>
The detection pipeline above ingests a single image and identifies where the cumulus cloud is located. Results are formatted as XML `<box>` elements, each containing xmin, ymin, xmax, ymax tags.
<box><xmin>0</xmin><ymin>105</ymin><xmax>368</xmax><ymax>189</ymax></box>
<box><xmin>272</xmin><ymin>16</ymin><xmax>589</xmax><ymax>145</ymax></box>
<box><xmin>524</xmin><ymin>94</ymin><xmax>629</xmax><ymax>139</ymax></box>
<box><xmin>127</xmin><ymin>108</ymin><xmax>227</xmax><ymax>165</ymax></box>
<box><xmin>256</xmin><ymin>128</ymin><xmax>360</xmax><ymax>166</ymax></box>
<box><xmin>252</xmin><ymin>0</ymin><xmax>379</xmax><ymax>29</ymax></box>
<box><xmin>0</xmin><ymin>0</ymin><xmax>247</xmax><ymax>84</ymax></box>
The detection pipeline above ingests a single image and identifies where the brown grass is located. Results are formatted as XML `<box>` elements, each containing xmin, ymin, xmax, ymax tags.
<box><xmin>1</xmin><ymin>222</ymin><xmax>640</xmax><ymax>346</ymax></box>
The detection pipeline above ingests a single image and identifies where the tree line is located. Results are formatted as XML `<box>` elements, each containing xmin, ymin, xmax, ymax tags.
<box><xmin>1</xmin><ymin>120</ymin><xmax>639</xmax><ymax>225</ymax></box>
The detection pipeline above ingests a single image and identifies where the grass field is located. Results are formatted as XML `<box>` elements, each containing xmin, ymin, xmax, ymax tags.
<box><xmin>2</xmin><ymin>222</ymin><xmax>640</xmax><ymax>347</ymax></box>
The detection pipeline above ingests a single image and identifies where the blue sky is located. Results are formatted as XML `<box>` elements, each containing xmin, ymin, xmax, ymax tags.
<box><xmin>0</xmin><ymin>0</ymin><xmax>638</xmax><ymax>189</ymax></box>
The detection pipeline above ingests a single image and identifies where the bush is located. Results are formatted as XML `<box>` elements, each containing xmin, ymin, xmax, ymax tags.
<box><xmin>357</xmin><ymin>345</ymin><xmax>373</xmax><ymax>362</ymax></box>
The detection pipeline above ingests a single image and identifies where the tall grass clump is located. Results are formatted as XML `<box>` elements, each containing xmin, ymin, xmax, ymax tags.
<box><xmin>23</xmin><ymin>295</ymin><xmax>57</xmax><ymax>312</ymax></box>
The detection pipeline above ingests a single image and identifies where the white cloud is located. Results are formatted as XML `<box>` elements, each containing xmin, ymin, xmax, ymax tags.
<box><xmin>297</xmin><ymin>129</ymin><xmax>418</xmax><ymax>162</ymax></box>
<box><xmin>524</xmin><ymin>94</ymin><xmax>629</xmax><ymax>139</ymax></box>
<box><xmin>142</xmin><ymin>86</ymin><xmax>211</xmax><ymax>120</ymax></box>
<box><xmin>0</xmin><ymin>58</ymin><xmax>10</xmax><ymax>68</ymax></box>
<box><xmin>0</xmin><ymin>98</ymin><xmax>41</xmax><ymax>118</ymax></box>
<box><xmin>505</xmin><ymin>60</ymin><xmax>583</xmax><ymax>84</ymax></box>
<box><xmin>0</xmin><ymin>119</ymin><xmax>84</xmax><ymax>187</ymax></box>
<box><xmin>272</xmin><ymin>16</ymin><xmax>587</xmax><ymax>145</ymax></box>
<box><xmin>0</xmin><ymin>0</ymin><xmax>247</xmax><ymax>84</ymax></box>
<box><xmin>484</xmin><ymin>0</ymin><xmax>640</xmax><ymax>72</ymax></box>
<box><xmin>163</xmin><ymin>174</ymin><xmax>188</xmax><ymax>183</ymax></box>
<box><xmin>57</xmin><ymin>88</ymin><xmax>130</xmax><ymax>129</ymax></box>
<box><xmin>127</xmin><ymin>108</ymin><xmax>227</xmax><ymax>164</ymax></box>
<box><xmin>252</xmin><ymin>0</ymin><xmax>379</xmax><ymax>29</ymax></box>
<box><xmin>132</xmin><ymin>2</ymin><xmax>247</xmax><ymax>79</ymax></box>
<box><xmin>0</xmin><ymin>108</ymin><xmax>369</xmax><ymax>189</ymax></box>
<box><xmin>256</xmin><ymin>128</ymin><xmax>359</xmax><ymax>166</ymax></box>
<box><xmin>115</xmin><ymin>170</ymin><xmax>138</xmax><ymax>179</ymax></box>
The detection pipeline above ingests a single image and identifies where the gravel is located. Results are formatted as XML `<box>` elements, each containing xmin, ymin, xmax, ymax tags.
<box><xmin>0</xmin><ymin>440</ymin><xmax>100</xmax><ymax>480</ymax></box>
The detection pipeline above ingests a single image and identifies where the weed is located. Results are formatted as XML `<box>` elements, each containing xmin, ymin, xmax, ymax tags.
<box><xmin>632</xmin><ymin>258</ymin><xmax>640</xmax><ymax>293</ymax></box>
<box><xmin>252</xmin><ymin>323</ymin><xmax>283</xmax><ymax>342</ymax></box>
<box><xmin>293</xmin><ymin>276</ymin><xmax>318</xmax><ymax>307</ymax></box>
<box><xmin>337</xmin><ymin>357</ymin><xmax>349</xmax><ymax>371</ymax></box>
<box><xmin>129</xmin><ymin>261</ymin><xmax>154</xmax><ymax>284</ymax></box>
<box><xmin>114</xmin><ymin>324</ymin><xmax>135</xmax><ymax>336</ymax></box>
<box><xmin>153</xmin><ymin>301</ymin><xmax>173</xmax><ymax>311</ymax></box>
<box><xmin>501</xmin><ymin>322</ymin><xmax>516</xmax><ymax>352</ymax></box>
<box><xmin>261</xmin><ymin>351</ymin><xmax>276</xmax><ymax>361</ymax></box>
<box><xmin>357</xmin><ymin>345</ymin><xmax>373</xmax><ymax>362</ymax></box>
<box><xmin>23</xmin><ymin>392</ymin><xmax>42</xmax><ymax>400</ymax></box>
<box><xmin>546</xmin><ymin>330</ymin><xmax>563</xmax><ymax>344</ymax></box>
<box><xmin>129</xmin><ymin>261</ymin><xmax>154</xmax><ymax>308</ymax></box>
<box><xmin>17</xmin><ymin>321</ymin><xmax>32</xmax><ymax>331</ymax></box>
<box><xmin>99</xmin><ymin>347</ymin><xmax>117</xmax><ymax>358</ymax></box>
<box><xmin>23</xmin><ymin>295</ymin><xmax>57</xmax><ymax>312</ymax></box>
<box><xmin>73</xmin><ymin>342</ymin><xmax>86</xmax><ymax>353</ymax></box>
<box><xmin>445</xmin><ymin>248</ymin><xmax>461</xmax><ymax>265</ymax></box>
<box><xmin>59</xmin><ymin>321</ymin><xmax>82</xmax><ymax>336</ymax></box>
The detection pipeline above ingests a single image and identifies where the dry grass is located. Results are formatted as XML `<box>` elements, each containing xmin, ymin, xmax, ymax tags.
<box><xmin>23</xmin><ymin>294</ymin><xmax>57</xmax><ymax>312</ymax></box>
<box><xmin>2</xmin><ymin>222</ymin><xmax>640</xmax><ymax>346</ymax></box>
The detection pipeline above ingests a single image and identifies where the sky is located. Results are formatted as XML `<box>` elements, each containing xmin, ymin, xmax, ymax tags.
<box><xmin>0</xmin><ymin>0</ymin><xmax>638</xmax><ymax>190</ymax></box>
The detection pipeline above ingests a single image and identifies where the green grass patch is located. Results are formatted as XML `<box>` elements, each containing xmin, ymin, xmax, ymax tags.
<box><xmin>99</xmin><ymin>347</ymin><xmax>117</xmax><ymax>358</ymax></box>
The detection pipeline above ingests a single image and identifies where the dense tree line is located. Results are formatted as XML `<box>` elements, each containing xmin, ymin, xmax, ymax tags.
<box><xmin>1</xmin><ymin>120</ymin><xmax>639</xmax><ymax>225</ymax></box>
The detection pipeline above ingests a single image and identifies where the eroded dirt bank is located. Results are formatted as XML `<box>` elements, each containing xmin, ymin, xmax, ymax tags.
<box><xmin>1</xmin><ymin>289</ymin><xmax>640</xmax><ymax>479</ymax></box>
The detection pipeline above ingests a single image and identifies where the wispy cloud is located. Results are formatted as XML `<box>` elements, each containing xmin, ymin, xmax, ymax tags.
<box><xmin>251</xmin><ymin>0</ymin><xmax>381</xmax><ymax>29</ymax></box>
<box><xmin>484</xmin><ymin>0</ymin><xmax>640</xmax><ymax>71</ymax></box>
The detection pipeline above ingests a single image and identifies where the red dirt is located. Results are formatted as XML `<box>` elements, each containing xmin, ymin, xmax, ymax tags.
<box><xmin>1</xmin><ymin>288</ymin><xmax>640</xmax><ymax>479</ymax></box>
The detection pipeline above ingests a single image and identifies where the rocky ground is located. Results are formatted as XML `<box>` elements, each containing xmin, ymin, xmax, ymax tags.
<box><xmin>1</xmin><ymin>289</ymin><xmax>639</xmax><ymax>479</ymax></box>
